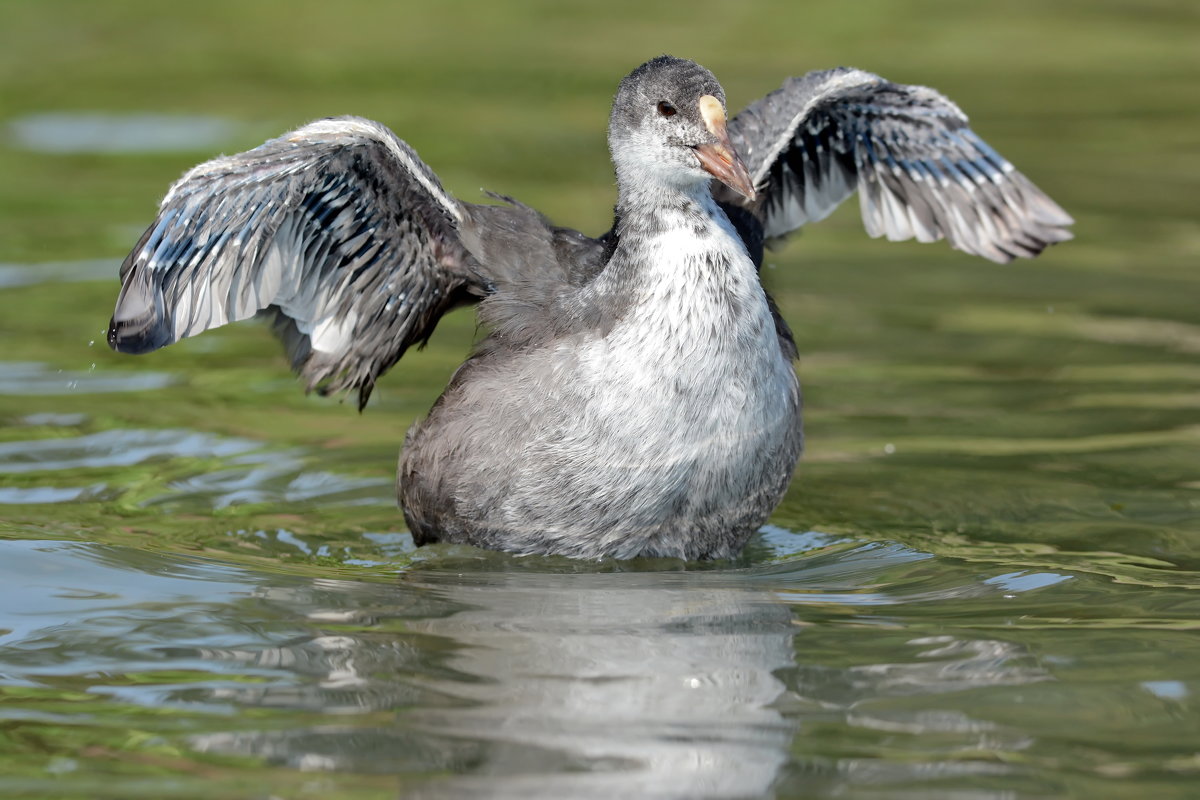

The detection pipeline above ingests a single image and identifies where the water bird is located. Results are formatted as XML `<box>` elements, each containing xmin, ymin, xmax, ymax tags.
<box><xmin>108</xmin><ymin>56</ymin><xmax>1072</xmax><ymax>559</ymax></box>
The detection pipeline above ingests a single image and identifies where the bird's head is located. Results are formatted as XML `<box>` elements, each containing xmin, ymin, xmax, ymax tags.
<box><xmin>608</xmin><ymin>55</ymin><xmax>756</xmax><ymax>202</ymax></box>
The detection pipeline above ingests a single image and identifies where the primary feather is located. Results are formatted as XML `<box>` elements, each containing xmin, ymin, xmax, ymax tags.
<box><xmin>719</xmin><ymin>67</ymin><xmax>1073</xmax><ymax>261</ymax></box>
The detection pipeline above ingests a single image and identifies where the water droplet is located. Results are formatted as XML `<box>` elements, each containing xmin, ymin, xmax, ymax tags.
<box><xmin>88</xmin><ymin>340</ymin><xmax>95</xmax><ymax>347</ymax></box>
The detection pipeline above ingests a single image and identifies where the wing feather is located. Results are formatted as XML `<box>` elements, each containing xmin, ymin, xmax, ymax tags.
<box><xmin>721</xmin><ymin>68</ymin><xmax>1073</xmax><ymax>263</ymax></box>
<box><xmin>109</xmin><ymin>116</ymin><xmax>477</xmax><ymax>408</ymax></box>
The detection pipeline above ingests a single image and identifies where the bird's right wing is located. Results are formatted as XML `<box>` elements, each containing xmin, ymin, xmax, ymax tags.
<box><xmin>109</xmin><ymin>117</ymin><xmax>478</xmax><ymax>409</ymax></box>
<box><xmin>720</xmin><ymin>68</ymin><xmax>1073</xmax><ymax>263</ymax></box>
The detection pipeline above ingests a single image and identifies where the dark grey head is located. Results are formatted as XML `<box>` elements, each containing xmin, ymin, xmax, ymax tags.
<box><xmin>608</xmin><ymin>55</ymin><xmax>755</xmax><ymax>200</ymax></box>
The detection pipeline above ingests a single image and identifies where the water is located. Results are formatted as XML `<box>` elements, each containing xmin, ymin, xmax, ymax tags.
<box><xmin>2</xmin><ymin>1</ymin><xmax>1198</xmax><ymax>797</ymax></box>
<box><xmin>6</xmin><ymin>113</ymin><xmax>242</xmax><ymax>155</ymax></box>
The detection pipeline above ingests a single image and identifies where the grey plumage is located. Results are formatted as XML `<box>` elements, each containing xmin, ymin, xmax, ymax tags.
<box><xmin>720</xmin><ymin>68</ymin><xmax>1073</xmax><ymax>261</ymax></box>
<box><xmin>109</xmin><ymin>118</ymin><xmax>477</xmax><ymax>409</ymax></box>
<box><xmin>109</xmin><ymin>56</ymin><xmax>1072</xmax><ymax>559</ymax></box>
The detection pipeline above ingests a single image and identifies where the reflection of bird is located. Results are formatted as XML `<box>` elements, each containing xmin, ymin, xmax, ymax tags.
<box><xmin>108</xmin><ymin>56</ymin><xmax>1072</xmax><ymax>559</ymax></box>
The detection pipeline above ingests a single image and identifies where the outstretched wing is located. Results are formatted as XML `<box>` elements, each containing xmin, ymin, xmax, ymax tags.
<box><xmin>719</xmin><ymin>68</ymin><xmax>1073</xmax><ymax>263</ymax></box>
<box><xmin>109</xmin><ymin>116</ymin><xmax>478</xmax><ymax>409</ymax></box>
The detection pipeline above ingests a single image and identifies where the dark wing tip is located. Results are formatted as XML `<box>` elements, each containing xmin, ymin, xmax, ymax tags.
<box><xmin>107</xmin><ymin>316</ymin><xmax>172</xmax><ymax>354</ymax></box>
<box><xmin>107</xmin><ymin>276</ymin><xmax>173</xmax><ymax>354</ymax></box>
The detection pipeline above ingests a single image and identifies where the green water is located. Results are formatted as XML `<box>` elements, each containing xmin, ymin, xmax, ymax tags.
<box><xmin>2</xmin><ymin>1</ymin><xmax>1198</xmax><ymax>797</ymax></box>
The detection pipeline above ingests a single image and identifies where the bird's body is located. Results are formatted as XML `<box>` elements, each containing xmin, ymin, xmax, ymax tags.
<box><xmin>108</xmin><ymin>56</ymin><xmax>1072</xmax><ymax>560</ymax></box>
<box><xmin>402</xmin><ymin>190</ymin><xmax>801</xmax><ymax>559</ymax></box>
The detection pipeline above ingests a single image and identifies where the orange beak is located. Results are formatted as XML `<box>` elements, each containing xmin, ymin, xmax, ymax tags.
<box><xmin>692</xmin><ymin>95</ymin><xmax>756</xmax><ymax>201</ymax></box>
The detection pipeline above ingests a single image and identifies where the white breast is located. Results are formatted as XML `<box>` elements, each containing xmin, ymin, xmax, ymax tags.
<box><xmin>572</xmin><ymin>198</ymin><xmax>797</xmax><ymax>472</ymax></box>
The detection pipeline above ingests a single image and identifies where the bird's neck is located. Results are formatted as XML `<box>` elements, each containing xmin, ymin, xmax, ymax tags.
<box><xmin>592</xmin><ymin>174</ymin><xmax>779</xmax><ymax>381</ymax></box>
<box><xmin>602</xmin><ymin>178</ymin><xmax>757</xmax><ymax>301</ymax></box>
<box><xmin>614</xmin><ymin>172</ymin><xmax>713</xmax><ymax>226</ymax></box>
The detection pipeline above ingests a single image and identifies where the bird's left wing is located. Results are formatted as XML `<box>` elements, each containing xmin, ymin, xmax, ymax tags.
<box><xmin>718</xmin><ymin>68</ymin><xmax>1073</xmax><ymax>263</ymax></box>
<box><xmin>109</xmin><ymin>117</ymin><xmax>477</xmax><ymax>409</ymax></box>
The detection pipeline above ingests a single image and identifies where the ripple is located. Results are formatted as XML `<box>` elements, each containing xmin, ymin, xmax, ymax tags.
<box><xmin>0</xmin><ymin>540</ymin><xmax>258</xmax><ymax>649</ymax></box>
<box><xmin>155</xmin><ymin>456</ymin><xmax>392</xmax><ymax>510</ymax></box>
<box><xmin>7</xmin><ymin>112</ymin><xmax>240</xmax><ymax>154</ymax></box>
<box><xmin>0</xmin><ymin>259</ymin><xmax>117</xmax><ymax>288</ymax></box>
<box><xmin>944</xmin><ymin>307</ymin><xmax>1200</xmax><ymax>356</ymax></box>
<box><xmin>984</xmin><ymin>570</ymin><xmax>1073</xmax><ymax>593</ymax></box>
<box><xmin>0</xmin><ymin>425</ymin><xmax>391</xmax><ymax>510</ymax></box>
<box><xmin>757</xmin><ymin>526</ymin><xmax>851</xmax><ymax>559</ymax></box>
<box><xmin>0</xmin><ymin>485</ymin><xmax>105</xmax><ymax>504</ymax></box>
<box><xmin>0</xmin><ymin>429</ymin><xmax>260</xmax><ymax>474</ymax></box>
<box><xmin>0</xmin><ymin>361</ymin><xmax>175</xmax><ymax>395</ymax></box>
<box><xmin>1141</xmin><ymin>680</ymin><xmax>1188</xmax><ymax>700</ymax></box>
<box><xmin>20</xmin><ymin>413</ymin><xmax>88</xmax><ymax>427</ymax></box>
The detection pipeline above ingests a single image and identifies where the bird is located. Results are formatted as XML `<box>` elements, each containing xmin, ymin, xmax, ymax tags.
<box><xmin>107</xmin><ymin>55</ymin><xmax>1073</xmax><ymax>560</ymax></box>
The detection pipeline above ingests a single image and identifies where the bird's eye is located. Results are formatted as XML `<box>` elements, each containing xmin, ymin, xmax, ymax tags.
<box><xmin>656</xmin><ymin>101</ymin><xmax>677</xmax><ymax>118</ymax></box>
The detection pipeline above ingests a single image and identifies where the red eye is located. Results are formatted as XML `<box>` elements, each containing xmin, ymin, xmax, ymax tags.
<box><xmin>656</xmin><ymin>101</ymin><xmax>677</xmax><ymax>118</ymax></box>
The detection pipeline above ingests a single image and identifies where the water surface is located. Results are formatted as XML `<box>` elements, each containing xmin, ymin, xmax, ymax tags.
<box><xmin>1</xmin><ymin>1</ymin><xmax>1198</xmax><ymax>798</ymax></box>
